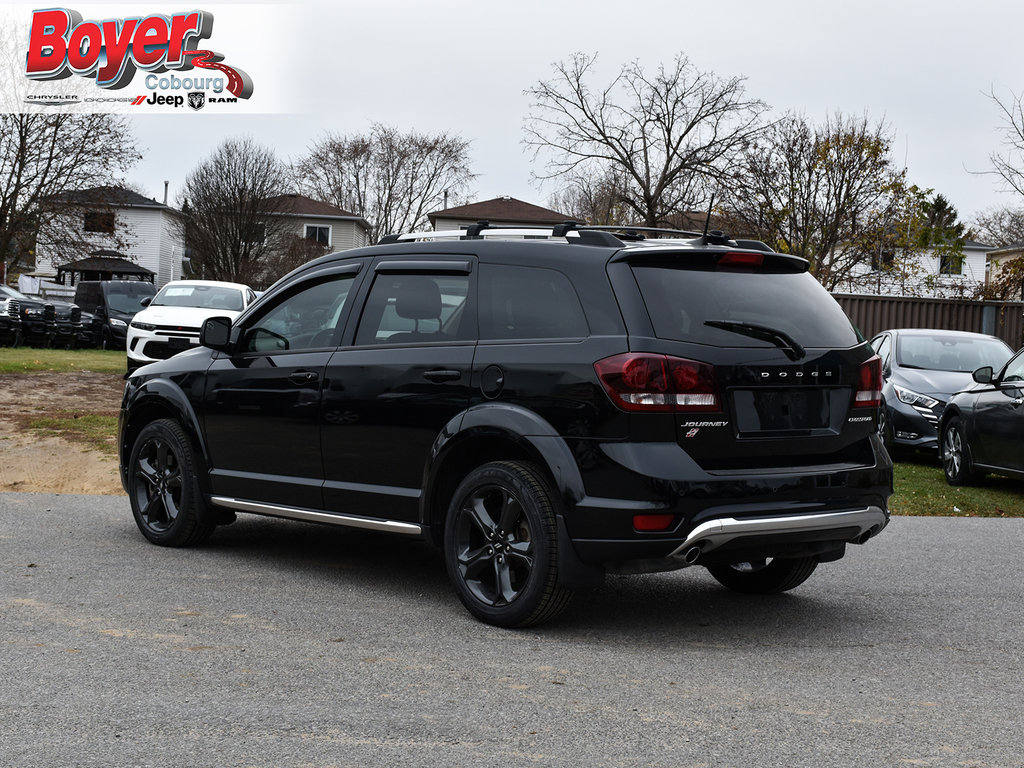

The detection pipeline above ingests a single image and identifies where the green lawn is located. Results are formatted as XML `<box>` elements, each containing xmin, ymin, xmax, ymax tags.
<box><xmin>890</xmin><ymin>450</ymin><xmax>1024</xmax><ymax>517</ymax></box>
<box><xmin>0</xmin><ymin>347</ymin><xmax>126</xmax><ymax>374</ymax></box>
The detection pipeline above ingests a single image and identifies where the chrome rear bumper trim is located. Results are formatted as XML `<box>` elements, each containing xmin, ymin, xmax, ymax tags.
<box><xmin>210</xmin><ymin>496</ymin><xmax>423</xmax><ymax>535</ymax></box>
<box><xmin>668</xmin><ymin>506</ymin><xmax>888</xmax><ymax>560</ymax></box>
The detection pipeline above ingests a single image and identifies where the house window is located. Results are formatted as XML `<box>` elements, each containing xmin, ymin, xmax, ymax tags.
<box><xmin>241</xmin><ymin>221</ymin><xmax>266</xmax><ymax>244</ymax></box>
<box><xmin>305</xmin><ymin>225</ymin><xmax>331</xmax><ymax>246</ymax></box>
<box><xmin>84</xmin><ymin>210</ymin><xmax>115</xmax><ymax>233</ymax></box>
<box><xmin>939</xmin><ymin>252</ymin><xmax>963</xmax><ymax>275</ymax></box>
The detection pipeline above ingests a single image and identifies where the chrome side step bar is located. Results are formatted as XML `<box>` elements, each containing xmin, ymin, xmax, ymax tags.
<box><xmin>210</xmin><ymin>496</ymin><xmax>423</xmax><ymax>536</ymax></box>
<box><xmin>667</xmin><ymin>506</ymin><xmax>888</xmax><ymax>562</ymax></box>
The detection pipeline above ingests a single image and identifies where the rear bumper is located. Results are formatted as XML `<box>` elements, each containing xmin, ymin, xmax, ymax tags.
<box><xmin>668</xmin><ymin>506</ymin><xmax>887</xmax><ymax>561</ymax></box>
<box><xmin>563</xmin><ymin>436</ymin><xmax>893</xmax><ymax>569</ymax></box>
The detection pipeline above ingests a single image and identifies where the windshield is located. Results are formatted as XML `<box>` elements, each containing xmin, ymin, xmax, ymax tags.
<box><xmin>632</xmin><ymin>267</ymin><xmax>862</xmax><ymax>348</ymax></box>
<box><xmin>106</xmin><ymin>283</ymin><xmax>156</xmax><ymax>313</ymax></box>
<box><xmin>151</xmin><ymin>284</ymin><xmax>244</xmax><ymax>311</ymax></box>
<box><xmin>897</xmin><ymin>335</ymin><xmax>1012</xmax><ymax>372</ymax></box>
<box><xmin>0</xmin><ymin>285</ymin><xmax>29</xmax><ymax>301</ymax></box>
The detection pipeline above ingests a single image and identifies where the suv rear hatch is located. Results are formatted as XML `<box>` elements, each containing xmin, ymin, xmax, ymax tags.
<box><xmin>603</xmin><ymin>246</ymin><xmax>881</xmax><ymax>470</ymax></box>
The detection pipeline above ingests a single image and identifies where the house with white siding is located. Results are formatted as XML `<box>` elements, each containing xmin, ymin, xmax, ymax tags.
<box><xmin>834</xmin><ymin>239</ymin><xmax>992</xmax><ymax>298</ymax></box>
<box><xmin>261</xmin><ymin>194</ymin><xmax>371</xmax><ymax>251</ymax></box>
<box><xmin>34</xmin><ymin>186</ymin><xmax>184</xmax><ymax>292</ymax></box>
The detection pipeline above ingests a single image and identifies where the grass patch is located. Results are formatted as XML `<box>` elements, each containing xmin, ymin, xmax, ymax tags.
<box><xmin>0</xmin><ymin>347</ymin><xmax>126</xmax><ymax>374</ymax></box>
<box><xmin>26</xmin><ymin>410</ymin><xmax>119</xmax><ymax>455</ymax></box>
<box><xmin>890</xmin><ymin>451</ymin><xmax>1024</xmax><ymax>517</ymax></box>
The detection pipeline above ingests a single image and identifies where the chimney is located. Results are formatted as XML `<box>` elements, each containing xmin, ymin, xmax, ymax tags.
<box><xmin>163</xmin><ymin>180</ymin><xmax>169</xmax><ymax>205</ymax></box>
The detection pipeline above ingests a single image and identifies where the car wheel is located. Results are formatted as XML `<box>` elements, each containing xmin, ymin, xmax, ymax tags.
<box><xmin>706</xmin><ymin>557</ymin><xmax>817</xmax><ymax>594</ymax></box>
<box><xmin>444</xmin><ymin>461</ymin><xmax>573</xmax><ymax>628</ymax></box>
<box><xmin>942</xmin><ymin>417</ymin><xmax>983</xmax><ymax>486</ymax></box>
<box><xmin>101</xmin><ymin>329</ymin><xmax>112</xmax><ymax>350</ymax></box>
<box><xmin>877</xmin><ymin>398</ymin><xmax>893</xmax><ymax>451</ymax></box>
<box><xmin>127</xmin><ymin>419</ymin><xmax>215</xmax><ymax>547</ymax></box>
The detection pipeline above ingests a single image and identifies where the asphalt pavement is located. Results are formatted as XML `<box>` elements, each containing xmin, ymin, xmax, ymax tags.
<box><xmin>1</xmin><ymin>492</ymin><xmax>1022</xmax><ymax>767</ymax></box>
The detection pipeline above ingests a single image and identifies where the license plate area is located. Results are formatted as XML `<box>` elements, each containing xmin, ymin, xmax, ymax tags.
<box><xmin>167</xmin><ymin>336</ymin><xmax>191</xmax><ymax>351</ymax></box>
<box><xmin>733</xmin><ymin>388</ymin><xmax>837</xmax><ymax>435</ymax></box>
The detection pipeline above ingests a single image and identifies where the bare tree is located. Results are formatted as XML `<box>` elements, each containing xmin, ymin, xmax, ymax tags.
<box><xmin>524</xmin><ymin>52</ymin><xmax>769</xmax><ymax>228</ymax></box>
<box><xmin>178</xmin><ymin>137</ymin><xmax>290</xmax><ymax>287</ymax></box>
<box><xmin>985</xmin><ymin>87</ymin><xmax>1024</xmax><ymax>198</ymax></box>
<box><xmin>722</xmin><ymin>112</ymin><xmax>918</xmax><ymax>289</ymax></box>
<box><xmin>973</xmin><ymin>205</ymin><xmax>1024</xmax><ymax>247</ymax></box>
<box><xmin>0</xmin><ymin>114</ymin><xmax>140</xmax><ymax>279</ymax></box>
<box><xmin>293</xmin><ymin>124</ymin><xmax>475</xmax><ymax>241</ymax></box>
<box><xmin>547</xmin><ymin>167</ymin><xmax>632</xmax><ymax>225</ymax></box>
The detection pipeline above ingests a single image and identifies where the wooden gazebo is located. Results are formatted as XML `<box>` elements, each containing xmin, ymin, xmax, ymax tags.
<box><xmin>55</xmin><ymin>251</ymin><xmax>155</xmax><ymax>286</ymax></box>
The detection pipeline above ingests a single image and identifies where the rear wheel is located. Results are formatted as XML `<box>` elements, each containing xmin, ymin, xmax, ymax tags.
<box><xmin>127</xmin><ymin>419</ymin><xmax>215</xmax><ymax>547</ymax></box>
<box><xmin>443</xmin><ymin>461</ymin><xmax>572</xmax><ymax>628</ymax></box>
<box><xmin>706</xmin><ymin>557</ymin><xmax>817</xmax><ymax>594</ymax></box>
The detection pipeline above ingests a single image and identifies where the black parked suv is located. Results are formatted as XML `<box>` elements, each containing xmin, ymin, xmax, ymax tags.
<box><xmin>119</xmin><ymin>224</ymin><xmax>892</xmax><ymax>627</ymax></box>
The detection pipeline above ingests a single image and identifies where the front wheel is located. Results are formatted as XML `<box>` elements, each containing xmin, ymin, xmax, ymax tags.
<box><xmin>706</xmin><ymin>557</ymin><xmax>817</xmax><ymax>594</ymax></box>
<box><xmin>127</xmin><ymin>419</ymin><xmax>214</xmax><ymax>547</ymax></box>
<box><xmin>443</xmin><ymin>461</ymin><xmax>572</xmax><ymax>628</ymax></box>
<box><xmin>942</xmin><ymin>417</ymin><xmax>983</xmax><ymax>486</ymax></box>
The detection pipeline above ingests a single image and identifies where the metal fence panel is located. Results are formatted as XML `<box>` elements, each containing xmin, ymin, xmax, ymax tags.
<box><xmin>833</xmin><ymin>294</ymin><xmax>1024</xmax><ymax>350</ymax></box>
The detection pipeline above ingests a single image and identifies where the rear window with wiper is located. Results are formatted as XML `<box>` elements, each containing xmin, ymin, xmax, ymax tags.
<box><xmin>631</xmin><ymin>266</ymin><xmax>862</xmax><ymax>349</ymax></box>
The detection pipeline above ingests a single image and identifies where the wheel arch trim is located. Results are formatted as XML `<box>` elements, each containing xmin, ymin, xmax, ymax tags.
<box><xmin>422</xmin><ymin>403</ymin><xmax>586</xmax><ymax>525</ymax></box>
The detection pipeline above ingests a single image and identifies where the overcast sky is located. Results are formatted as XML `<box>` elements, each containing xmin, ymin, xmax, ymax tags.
<box><xmin>9</xmin><ymin>0</ymin><xmax>1024</xmax><ymax>225</ymax></box>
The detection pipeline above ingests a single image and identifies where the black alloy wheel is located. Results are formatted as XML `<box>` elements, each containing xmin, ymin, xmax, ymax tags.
<box><xmin>128</xmin><ymin>419</ymin><xmax>214</xmax><ymax>547</ymax></box>
<box><xmin>444</xmin><ymin>461</ymin><xmax>572</xmax><ymax>628</ymax></box>
<box><xmin>706</xmin><ymin>556</ymin><xmax>818</xmax><ymax>594</ymax></box>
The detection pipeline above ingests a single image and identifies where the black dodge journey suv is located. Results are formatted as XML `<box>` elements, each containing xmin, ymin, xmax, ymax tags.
<box><xmin>119</xmin><ymin>223</ymin><xmax>892</xmax><ymax>627</ymax></box>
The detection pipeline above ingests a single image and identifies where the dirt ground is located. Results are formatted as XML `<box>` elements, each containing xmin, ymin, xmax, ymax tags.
<box><xmin>0</xmin><ymin>372</ymin><xmax>124</xmax><ymax>495</ymax></box>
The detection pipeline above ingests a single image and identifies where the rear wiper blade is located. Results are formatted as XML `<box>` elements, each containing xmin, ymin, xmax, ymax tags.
<box><xmin>704</xmin><ymin>320</ymin><xmax>807</xmax><ymax>361</ymax></box>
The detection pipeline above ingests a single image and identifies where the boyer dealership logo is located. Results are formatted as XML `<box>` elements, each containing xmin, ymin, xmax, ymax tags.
<box><xmin>23</xmin><ymin>8</ymin><xmax>253</xmax><ymax>102</ymax></box>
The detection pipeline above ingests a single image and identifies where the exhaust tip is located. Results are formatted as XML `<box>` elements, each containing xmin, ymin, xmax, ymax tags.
<box><xmin>682</xmin><ymin>545</ymin><xmax>702</xmax><ymax>565</ymax></box>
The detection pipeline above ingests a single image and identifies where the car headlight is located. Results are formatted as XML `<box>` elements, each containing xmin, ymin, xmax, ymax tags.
<box><xmin>109</xmin><ymin>318</ymin><xmax>127</xmax><ymax>328</ymax></box>
<box><xmin>23</xmin><ymin>307</ymin><xmax>43</xmax><ymax>317</ymax></box>
<box><xmin>130</xmin><ymin>320</ymin><xmax>156</xmax><ymax>331</ymax></box>
<box><xmin>893</xmin><ymin>385</ymin><xmax>940</xmax><ymax>409</ymax></box>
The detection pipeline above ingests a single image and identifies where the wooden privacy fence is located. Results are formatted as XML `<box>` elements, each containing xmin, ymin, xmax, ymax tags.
<box><xmin>833</xmin><ymin>294</ymin><xmax>1024</xmax><ymax>349</ymax></box>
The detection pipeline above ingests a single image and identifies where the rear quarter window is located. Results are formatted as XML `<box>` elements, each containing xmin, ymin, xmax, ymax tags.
<box><xmin>631</xmin><ymin>266</ymin><xmax>861</xmax><ymax>348</ymax></box>
<box><xmin>479</xmin><ymin>264</ymin><xmax>588</xmax><ymax>340</ymax></box>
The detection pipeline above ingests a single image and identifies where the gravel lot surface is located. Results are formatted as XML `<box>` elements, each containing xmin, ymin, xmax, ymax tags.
<box><xmin>2</xmin><ymin>493</ymin><xmax>1022</xmax><ymax>767</ymax></box>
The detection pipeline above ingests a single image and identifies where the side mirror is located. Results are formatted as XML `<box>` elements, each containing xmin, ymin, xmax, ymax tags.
<box><xmin>140</xmin><ymin>296</ymin><xmax>152</xmax><ymax>307</ymax></box>
<box><xmin>972</xmin><ymin>366</ymin><xmax>993</xmax><ymax>385</ymax></box>
<box><xmin>200</xmin><ymin>316</ymin><xmax>232</xmax><ymax>351</ymax></box>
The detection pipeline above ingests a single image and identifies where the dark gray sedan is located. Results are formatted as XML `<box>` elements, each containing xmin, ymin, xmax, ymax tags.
<box><xmin>870</xmin><ymin>329</ymin><xmax>1013</xmax><ymax>451</ymax></box>
<box><xmin>940</xmin><ymin>346</ymin><xmax>1024</xmax><ymax>484</ymax></box>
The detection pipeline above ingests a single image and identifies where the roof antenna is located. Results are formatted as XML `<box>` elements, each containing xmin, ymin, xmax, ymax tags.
<box><xmin>701</xmin><ymin>195</ymin><xmax>715</xmax><ymax>245</ymax></box>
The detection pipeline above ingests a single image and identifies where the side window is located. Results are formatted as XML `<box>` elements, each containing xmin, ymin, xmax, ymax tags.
<box><xmin>479</xmin><ymin>264</ymin><xmax>588</xmax><ymax>340</ymax></box>
<box><xmin>1003</xmin><ymin>351</ymin><xmax>1024</xmax><ymax>383</ymax></box>
<box><xmin>244</xmin><ymin>275</ymin><xmax>355</xmax><ymax>353</ymax></box>
<box><xmin>355</xmin><ymin>273</ymin><xmax>471</xmax><ymax>345</ymax></box>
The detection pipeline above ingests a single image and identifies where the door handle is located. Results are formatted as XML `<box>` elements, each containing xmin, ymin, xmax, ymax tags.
<box><xmin>288</xmin><ymin>370</ymin><xmax>319</xmax><ymax>385</ymax></box>
<box><xmin>423</xmin><ymin>369</ymin><xmax>460</xmax><ymax>383</ymax></box>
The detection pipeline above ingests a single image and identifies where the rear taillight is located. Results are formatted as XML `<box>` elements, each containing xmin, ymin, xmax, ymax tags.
<box><xmin>854</xmin><ymin>355</ymin><xmax>882</xmax><ymax>408</ymax></box>
<box><xmin>594</xmin><ymin>353</ymin><xmax>719</xmax><ymax>413</ymax></box>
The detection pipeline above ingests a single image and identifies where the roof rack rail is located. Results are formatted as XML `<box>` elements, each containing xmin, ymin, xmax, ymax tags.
<box><xmin>582</xmin><ymin>225</ymin><xmax>704</xmax><ymax>239</ymax></box>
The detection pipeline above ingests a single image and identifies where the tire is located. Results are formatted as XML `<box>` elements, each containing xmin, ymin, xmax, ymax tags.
<box><xmin>101</xmin><ymin>329</ymin><xmax>112</xmax><ymax>350</ymax></box>
<box><xmin>127</xmin><ymin>419</ymin><xmax>215</xmax><ymax>547</ymax></box>
<box><xmin>877</xmin><ymin>399</ymin><xmax>893</xmax><ymax>452</ymax></box>
<box><xmin>443</xmin><ymin>461</ymin><xmax>573</xmax><ymax>628</ymax></box>
<box><xmin>942</xmin><ymin>417</ymin><xmax>983</xmax><ymax>486</ymax></box>
<box><xmin>706</xmin><ymin>557</ymin><xmax>818</xmax><ymax>594</ymax></box>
